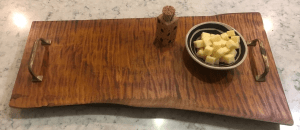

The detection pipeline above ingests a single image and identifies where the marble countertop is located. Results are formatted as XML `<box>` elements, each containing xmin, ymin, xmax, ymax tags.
<box><xmin>0</xmin><ymin>0</ymin><xmax>299</xmax><ymax>130</ymax></box>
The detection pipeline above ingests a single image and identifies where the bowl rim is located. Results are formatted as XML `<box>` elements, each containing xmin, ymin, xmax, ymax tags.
<box><xmin>185</xmin><ymin>21</ymin><xmax>248</xmax><ymax>70</ymax></box>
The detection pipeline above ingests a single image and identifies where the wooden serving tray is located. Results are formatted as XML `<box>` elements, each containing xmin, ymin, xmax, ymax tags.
<box><xmin>9</xmin><ymin>13</ymin><xmax>293</xmax><ymax>125</ymax></box>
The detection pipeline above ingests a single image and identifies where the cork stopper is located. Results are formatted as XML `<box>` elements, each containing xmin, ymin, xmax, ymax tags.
<box><xmin>162</xmin><ymin>6</ymin><xmax>175</xmax><ymax>22</ymax></box>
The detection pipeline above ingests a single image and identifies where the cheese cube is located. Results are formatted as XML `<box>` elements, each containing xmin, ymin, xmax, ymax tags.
<box><xmin>205</xmin><ymin>56</ymin><xmax>216</xmax><ymax>65</ymax></box>
<box><xmin>230</xmin><ymin>36</ymin><xmax>240</xmax><ymax>48</ymax></box>
<box><xmin>196</xmin><ymin>48</ymin><xmax>206</xmax><ymax>59</ymax></box>
<box><xmin>231</xmin><ymin>36</ymin><xmax>240</xmax><ymax>43</ymax></box>
<box><xmin>221</xmin><ymin>33</ymin><xmax>229</xmax><ymax>41</ymax></box>
<box><xmin>229</xmin><ymin>49</ymin><xmax>237</xmax><ymax>56</ymax></box>
<box><xmin>194</xmin><ymin>40</ymin><xmax>205</xmax><ymax>48</ymax></box>
<box><xmin>219</xmin><ymin>40</ymin><xmax>227</xmax><ymax>47</ymax></box>
<box><xmin>227</xmin><ymin>30</ymin><xmax>236</xmax><ymax>37</ymax></box>
<box><xmin>210</xmin><ymin>34</ymin><xmax>215</xmax><ymax>38</ymax></box>
<box><xmin>215</xmin><ymin>47</ymin><xmax>230</xmax><ymax>58</ymax></box>
<box><xmin>234</xmin><ymin>42</ymin><xmax>240</xmax><ymax>49</ymax></box>
<box><xmin>223</xmin><ymin>54</ymin><xmax>235</xmax><ymax>64</ymax></box>
<box><xmin>210</xmin><ymin>35</ymin><xmax>222</xmax><ymax>42</ymax></box>
<box><xmin>203</xmin><ymin>46</ymin><xmax>214</xmax><ymax>56</ymax></box>
<box><xmin>203</xmin><ymin>37</ymin><xmax>212</xmax><ymax>46</ymax></box>
<box><xmin>212</xmin><ymin>42</ymin><xmax>222</xmax><ymax>52</ymax></box>
<box><xmin>215</xmin><ymin>58</ymin><xmax>220</xmax><ymax>65</ymax></box>
<box><xmin>201</xmin><ymin>32</ymin><xmax>211</xmax><ymax>39</ymax></box>
<box><xmin>226</xmin><ymin>40</ymin><xmax>239</xmax><ymax>50</ymax></box>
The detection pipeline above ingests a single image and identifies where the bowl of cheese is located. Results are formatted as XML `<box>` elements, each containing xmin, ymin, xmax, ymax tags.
<box><xmin>185</xmin><ymin>22</ymin><xmax>248</xmax><ymax>70</ymax></box>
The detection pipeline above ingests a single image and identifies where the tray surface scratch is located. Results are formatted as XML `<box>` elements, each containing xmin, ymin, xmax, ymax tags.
<box><xmin>9</xmin><ymin>13</ymin><xmax>293</xmax><ymax>125</ymax></box>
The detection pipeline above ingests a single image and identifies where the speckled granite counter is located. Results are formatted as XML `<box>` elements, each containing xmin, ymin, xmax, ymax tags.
<box><xmin>0</xmin><ymin>0</ymin><xmax>299</xmax><ymax>130</ymax></box>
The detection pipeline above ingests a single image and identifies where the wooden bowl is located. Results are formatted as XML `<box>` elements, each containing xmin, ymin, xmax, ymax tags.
<box><xmin>185</xmin><ymin>22</ymin><xmax>248</xmax><ymax>70</ymax></box>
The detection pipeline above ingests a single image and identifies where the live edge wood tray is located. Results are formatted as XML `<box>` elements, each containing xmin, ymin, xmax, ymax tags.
<box><xmin>10</xmin><ymin>12</ymin><xmax>293</xmax><ymax>125</ymax></box>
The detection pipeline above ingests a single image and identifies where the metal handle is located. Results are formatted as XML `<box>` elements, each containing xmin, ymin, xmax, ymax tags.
<box><xmin>28</xmin><ymin>38</ymin><xmax>51</xmax><ymax>82</ymax></box>
<box><xmin>247</xmin><ymin>39</ymin><xmax>269</xmax><ymax>82</ymax></box>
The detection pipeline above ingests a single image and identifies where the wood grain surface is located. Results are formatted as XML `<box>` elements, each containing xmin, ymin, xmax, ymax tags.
<box><xmin>9</xmin><ymin>13</ymin><xmax>293</xmax><ymax>125</ymax></box>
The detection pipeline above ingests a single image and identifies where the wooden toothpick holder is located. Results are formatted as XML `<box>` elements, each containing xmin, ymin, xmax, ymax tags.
<box><xmin>154</xmin><ymin>6</ymin><xmax>179</xmax><ymax>47</ymax></box>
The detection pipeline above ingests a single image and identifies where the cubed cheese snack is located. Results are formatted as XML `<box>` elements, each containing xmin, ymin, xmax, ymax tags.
<box><xmin>210</xmin><ymin>35</ymin><xmax>222</xmax><ymax>42</ymax></box>
<box><xmin>205</xmin><ymin>56</ymin><xmax>216</xmax><ymax>65</ymax></box>
<box><xmin>227</xmin><ymin>30</ymin><xmax>235</xmax><ymax>37</ymax></box>
<box><xmin>201</xmin><ymin>32</ymin><xmax>211</xmax><ymax>39</ymax></box>
<box><xmin>210</xmin><ymin>34</ymin><xmax>215</xmax><ymax>38</ymax></box>
<box><xmin>194</xmin><ymin>40</ymin><xmax>205</xmax><ymax>48</ymax></box>
<box><xmin>219</xmin><ymin>39</ymin><xmax>227</xmax><ymax>47</ymax></box>
<box><xmin>215</xmin><ymin>47</ymin><xmax>230</xmax><ymax>58</ymax></box>
<box><xmin>194</xmin><ymin>30</ymin><xmax>239</xmax><ymax>65</ymax></box>
<box><xmin>228</xmin><ymin>49</ymin><xmax>237</xmax><ymax>56</ymax></box>
<box><xmin>204</xmin><ymin>46</ymin><xmax>214</xmax><ymax>56</ymax></box>
<box><xmin>203</xmin><ymin>37</ymin><xmax>212</xmax><ymax>46</ymax></box>
<box><xmin>196</xmin><ymin>48</ymin><xmax>206</xmax><ymax>58</ymax></box>
<box><xmin>230</xmin><ymin>36</ymin><xmax>240</xmax><ymax>48</ymax></box>
<box><xmin>223</xmin><ymin>54</ymin><xmax>235</xmax><ymax>64</ymax></box>
<box><xmin>231</xmin><ymin>36</ymin><xmax>240</xmax><ymax>43</ymax></box>
<box><xmin>226</xmin><ymin>40</ymin><xmax>239</xmax><ymax>50</ymax></box>
<box><xmin>221</xmin><ymin>33</ymin><xmax>229</xmax><ymax>41</ymax></box>
<box><xmin>212</xmin><ymin>42</ymin><xmax>222</xmax><ymax>52</ymax></box>
<box><xmin>235</xmin><ymin>42</ymin><xmax>240</xmax><ymax>48</ymax></box>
